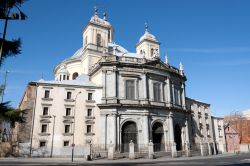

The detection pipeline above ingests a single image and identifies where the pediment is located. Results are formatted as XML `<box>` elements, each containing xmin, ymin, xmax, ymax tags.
<box><xmin>145</xmin><ymin>59</ymin><xmax>171</xmax><ymax>71</ymax></box>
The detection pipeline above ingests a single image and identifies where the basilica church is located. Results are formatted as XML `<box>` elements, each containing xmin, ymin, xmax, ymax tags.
<box><xmin>18</xmin><ymin>8</ymin><xmax>225</xmax><ymax>158</ymax></box>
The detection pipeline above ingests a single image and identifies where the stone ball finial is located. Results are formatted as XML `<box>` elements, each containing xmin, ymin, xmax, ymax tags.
<box><xmin>103</xmin><ymin>11</ymin><xmax>107</xmax><ymax>20</ymax></box>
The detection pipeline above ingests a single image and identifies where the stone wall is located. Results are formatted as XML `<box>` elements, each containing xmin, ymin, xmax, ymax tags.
<box><xmin>0</xmin><ymin>142</ymin><xmax>11</xmax><ymax>157</ymax></box>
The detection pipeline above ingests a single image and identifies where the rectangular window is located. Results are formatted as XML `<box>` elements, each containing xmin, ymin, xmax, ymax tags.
<box><xmin>63</xmin><ymin>75</ymin><xmax>66</xmax><ymax>80</ymax></box>
<box><xmin>39</xmin><ymin>141</ymin><xmax>46</xmax><ymax>147</ymax></box>
<box><xmin>153</xmin><ymin>82</ymin><xmax>161</xmax><ymax>101</ymax></box>
<box><xmin>41</xmin><ymin>124</ymin><xmax>47</xmax><ymax>133</ymax></box>
<box><xmin>174</xmin><ymin>87</ymin><xmax>181</xmax><ymax>105</ymax></box>
<box><xmin>66</xmin><ymin>92</ymin><xmax>72</xmax><ymax>99</ymax></box>
<box><xmin>44</xmin><ymin>90</ymin><xmax>50</xmax><ymax>98</ymax></box>
<box><xmin>65</xmin><ymin>125</ymin><xmax>70</xmax><ymax>133</ymax></box>
<box><xmin>63</xmin><ymin>141</ymin><xmax>69</xmax><ymax>147</ymax></box>
<box><xmin>87</xmin><ymin>109</ymin><xmax>92</xmax><ymax>117</ymax></box>
<box><xmin>96</xmin><ymin>33</ymin><xmax>101</xmax><ymax>46</ymax></box>
<box><xmin>66</xmin><ymin>108</ymin><xmax>71</xmax><ymax>116</ymax></box>
<box><xmin>88</xmin><ymin>93</ymin><xmax>93</xmax><ymax>100</ymax></box>
<box><xmin>43</xmin><ymin>107</ymin><xmax>48</xmax><ymax>115</ymax></box>
<box><xmin>125</xmin><ymin>80</ymin><xmax>135</xmax><ymax>100</ymax></box>
<box><xmin>87</xmin><ymin>125</ymin><xmax>91</xmax><ymax>133</ymax></box>
<box><xmin>200</xmin><ymin>128</ymin><xmax>203</xmax><ymax>135</ymax></box>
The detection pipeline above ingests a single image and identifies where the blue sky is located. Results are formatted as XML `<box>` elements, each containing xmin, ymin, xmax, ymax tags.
<box><xmin>0</xmin><ymin>0</ymin><xmax>250</xmax><ymax>117</ymax></box>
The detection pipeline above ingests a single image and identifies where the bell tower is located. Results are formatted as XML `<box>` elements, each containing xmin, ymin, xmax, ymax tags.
<box><xmin>82</xmin><ymin>7</ymin><xmax>114</xmax><ymax>49</ymax></box>
<box><xmin>136</xmin><ymin>23</ymin><xmax>160</xmax><ymax>59</ymax></box>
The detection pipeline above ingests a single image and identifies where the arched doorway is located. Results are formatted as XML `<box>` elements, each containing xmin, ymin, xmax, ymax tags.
<box><xmin>121</xmin><ymin>121</ymin><xmax>138</xmax><ymax>152</ymax></box>
<box><xmin>174</xmin><ymin>124</ymin><xmax>182</xmax><ymax>151</ymax></box>
<box><xmin>152</xmin><ymin>122</ymin><xmax>165</xmax><ymax>151</ymax></box>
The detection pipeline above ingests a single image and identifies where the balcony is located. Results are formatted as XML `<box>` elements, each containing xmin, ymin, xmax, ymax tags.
<box><xmin>63</xmin><ymin>133</ymin><xmax>73</xmax><ymax>136</ymax></box>
<box><xmin>40</xmin><ymin>115</ymin><xmax>52</xmax><ymax>119</ymax></box>
<box><xmin>39</xmin><ymin>132</ymin><xmax>50</xmax><ymax>136</ymax></box>
<box><xmin>85</xmin><ymin>116</ymin><xmax>95</xmax><ymax>120</ymax></box>
<box><xmin>64</xmin><ymin>99</ymin><xmax>75</xmax><ymax>102</ymax></box>
<box><xmin>42</xmin><ymin>98</ymin><xmax>53</xmax><ymax>101</ymax></box>
<box><xmin>63</xmin><ymin>115</ymin><xmax>74</xmax><ymax>119</ymax></box>
<box><xmin>85</xmin><ymin>132</ymin><xmax>95</xmax><ymax>136</ymax></box>
<box><xmin>85</xmin><ymin>100</ymin><xmax>95</xmax><ymax>103</ymax></box>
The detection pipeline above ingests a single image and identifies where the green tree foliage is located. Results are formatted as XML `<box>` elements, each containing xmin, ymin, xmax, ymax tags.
<box><xmin>0</xmin><ymin>0</ymin><xmax>26</xmax><ymax>66</ymax></box>
<box><xmin>0</xmin><ymin>102</ymin><xmax>26</xmax><ymax>128</ymax></box>
<box><xmin>0</xmin><ymin>38</ymin><xmax>21</xmax><ymax>66</ymax></box>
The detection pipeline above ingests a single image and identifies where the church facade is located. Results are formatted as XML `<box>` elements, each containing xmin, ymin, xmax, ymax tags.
<box><xmin>18</xmin><ymin>9</ymin><xmax>224</xmax><ymax>158</ymax></box>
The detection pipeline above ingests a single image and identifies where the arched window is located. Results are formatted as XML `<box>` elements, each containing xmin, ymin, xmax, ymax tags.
<box><xmin>140</xmin><ymin>50</ymin><xmax>143</xmax><ymax>54</ymax></box>
<box><xmin>151</xmin><ymin>48</ymin><xmax>154</xmax><ymax>57</ymax></box>
<box><xmin>96</xmin><ymin>33</ymin><xmax>101</xmax><ymax>46</ymax></box>
<box><xmin>72</xmin><ymin>72</ymin><xmax>79</xmax><ymax>80</ymax></box>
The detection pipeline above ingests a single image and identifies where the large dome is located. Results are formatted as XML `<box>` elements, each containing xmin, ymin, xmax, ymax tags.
<box><xmin>139</xmin><ymin>31</ymin><xmax>158</xmax><ymax>43</ymax></box>
<box><xmin>70</xmin><ymin>47</ymin><xmax>83</xmax><ymax>59</ymax></box>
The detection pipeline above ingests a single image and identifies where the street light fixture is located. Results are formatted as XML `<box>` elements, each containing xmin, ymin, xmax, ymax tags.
<box><xmin>71</xmin><ymin>91</ymin><xmax>81</xmax><ymax>162</ymax></box>
<box><xmin>1</xmin><ymin>70</ymin><xmax>9</xmax><ymax>103</ymax></box>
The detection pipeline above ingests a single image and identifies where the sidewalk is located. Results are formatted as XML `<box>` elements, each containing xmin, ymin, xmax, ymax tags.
<box><xmin>0</xmin><ymin>153</ymin><xmax>237</xmax><ymax>164</ymax></box>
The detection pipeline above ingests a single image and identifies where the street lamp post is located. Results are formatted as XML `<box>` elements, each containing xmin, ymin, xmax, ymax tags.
<box><xmin>71</xmin><ymin>91</ymin><xmax>81</xmax><ymax>162</ymax></box>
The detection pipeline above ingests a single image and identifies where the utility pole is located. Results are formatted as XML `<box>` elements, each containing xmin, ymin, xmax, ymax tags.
<box><xmin>1</xmin><ymin>70</ymin><xmax>9</xmax><ymax>103</ymax></box>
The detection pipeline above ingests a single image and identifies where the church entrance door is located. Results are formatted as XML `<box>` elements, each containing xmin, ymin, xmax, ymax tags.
<box><xmin>121</xmin><ymin>121</ymin><xmax>138</xmax><ymax>152</ymax></box>
<box><xmin>174</xmin><ymin>124</ymin><xmax>182</xmax><ymax>151</ymax></box>
<box><xmin>152</xmin><ymin>122</ymin><xmax>165</xmax><ymax>151</ymax></box>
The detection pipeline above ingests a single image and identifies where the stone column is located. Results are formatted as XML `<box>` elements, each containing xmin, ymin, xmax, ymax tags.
<box><xmin>166</xmin><ymin>77</ymin><xmax>171</xmax><ymax>105</ymax></box>
<box><xmin>129</xmin><ymin>140</ymin><xmax>135</xmax><ymax>159</ymax></box>
<box><xmin>200</xmin><ymin>141</ymin><xmax>205</xmax><ymax>156</ymax></box>
<box><xmin>164</xmin><ymin>129</ymin><xmax>168</xmax><ymax>151</ymax></box>
<box><xmin>148</xmin><ymin>140</ymin><xmax>154</xmax><ymax>159</ymax></box>
<box><xmin>108</xmin><ymin>143</ymin><xmax>115</xmax><ymax>160</ymax></box>
<box><xmin>208</xmin><ymin>142</ymin><xmax>212</xmax><ymax>155</ymax></box>
<box><xmin>185</xmin><ymin>117</ymin><xmax>191</xmax><ymax>157</ymax></box>
<box><xmin>107</xmin><ymin>114</ymin><xmax>117</xmax><ymax>149</ymax></box>
<box><xmin>143</xmin><ymin>115</ymin><xmax>149</xmax><ymax>147</ymax></box>
<box><xmin>169</xmin><ymin>112</ymin><xmax>177</xmax><ymax>158</ymax></box>
<box><xmin>185</xmin><ymin>142</ymin><xmax>191</xmax><ymax>157</ymax></box>
<box><xmin>171</xmin><ymin>82</ymin><xmax>175</xmax><ymax>105</ymax></box>
<box><xmin>101</xmin><ymin>70</ymin><xmax>107</xmax><ymax>104</ymax></box>
<box><xmin>213</xmin><ymin>142</ymin><xmax>217</xmax><ymax>155</ymax></box>
<box><xmin>181</xmin><ymin>83</ymin><xmax>186</xmax><ymax>109</ymax></box>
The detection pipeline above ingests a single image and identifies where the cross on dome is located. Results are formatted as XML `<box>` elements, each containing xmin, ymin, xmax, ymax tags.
<box><xmin>145</xmin><ymin>21</ymin><xmax>149</xmax><ymax>32</ymax></box>
<box><xmin>94</xmin><ymin>6</ymin><xmax>98</xmax><ymax>16</ymax></box>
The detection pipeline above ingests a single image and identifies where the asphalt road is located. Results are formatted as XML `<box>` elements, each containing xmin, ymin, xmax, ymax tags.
<box><xmin>0</xmin><ymin>153</ymin><xmax>250</xmax><ymax>166</ymax></box>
